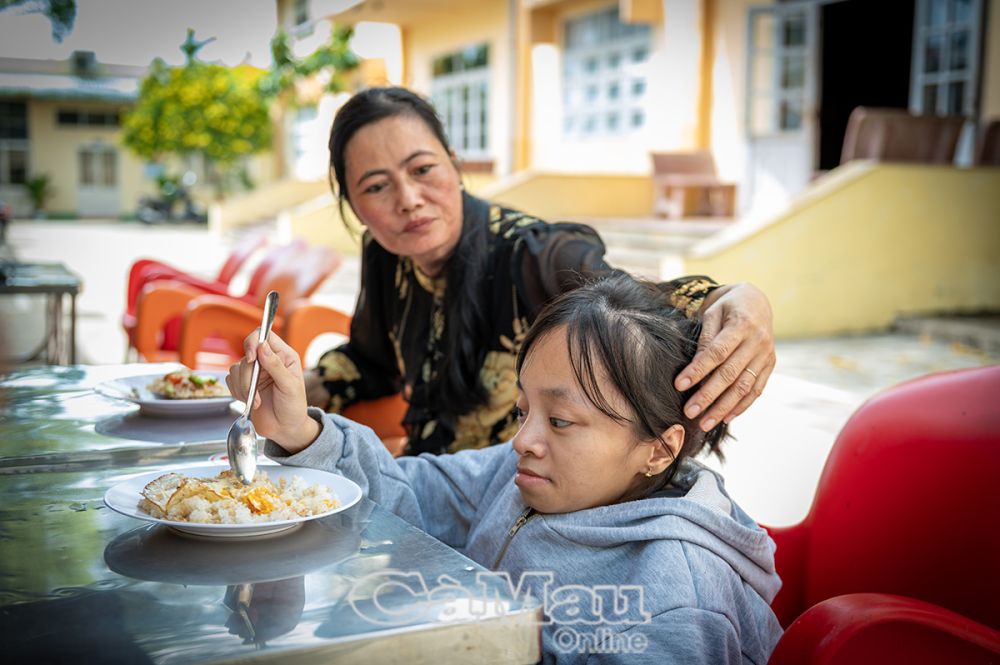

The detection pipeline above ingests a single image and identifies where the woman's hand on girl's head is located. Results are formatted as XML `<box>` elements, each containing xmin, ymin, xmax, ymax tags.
<box><xmin>226</xmin><ymin>331</ymin><xmax>319</xmax><ymax>454</ymax></box>
<box><xmin>674</xmin><ymin>282</ymin><xmax>776</xmax><ymax>431</ymax></box>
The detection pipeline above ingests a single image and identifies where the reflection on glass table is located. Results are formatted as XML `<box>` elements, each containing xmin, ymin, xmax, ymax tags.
<box><xmin>0</xmin><ymin>364</ymin><xmax>236</xmax><ymax>466</ymax></box>
<box><xmin>103</xmin><ymin>520</ymin><xmax>360</xmax><ymax>585</ymax></box>
<box><xmin>224</xmin><ymin>578</ymin><xmax>305</xmax><ymax>648</ymax></box>
<box><xmin>0</xmin><ymin>449</ymin><xmax>541</xmax><ymax>664</ymax></box>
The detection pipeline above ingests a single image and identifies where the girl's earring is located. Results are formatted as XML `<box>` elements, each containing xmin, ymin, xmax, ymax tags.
<box><xmin>644</xmin><ymin>469</ymin><xmax>654</xmax><ymax>478</ymax></box>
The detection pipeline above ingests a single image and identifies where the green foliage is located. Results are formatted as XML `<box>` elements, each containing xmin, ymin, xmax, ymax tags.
<box><xmin>121</xmin><ymin>50</ymin><xmax>271</xmax><ymax>198</ymax></box>
<box><xmin>25</xmin><ymin>173</ymin><xmax>53</xmax><ymax>211</ymax></box>
<box><xmin>259</xmin><ymin>26</ymin><xmax>360</xmax><ymax>101</ymax></box>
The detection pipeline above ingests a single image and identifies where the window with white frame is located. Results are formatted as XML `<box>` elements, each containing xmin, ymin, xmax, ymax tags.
<box><xmin>562</xmin><ymin>6</ymin><xmax>652</xmax><ymax>139</ymax></box>
<box><xmin>431</xmin><ymin>43</ymin><xmax>490</xmax><ymax>160</ymax></box>
<box><xmin>910</xmin><ymin>0</ymin><xmax>982</xmax><ymax>115</ymax></box>
<box><xmin>747</xmin><ymin>7</ymin><xmax>811</xmax><ymax>136</ymax></box>
<box><xmin>0</xmin><ymin>101</ymin><xmax>28</xmax><ymax>185</ymax></box>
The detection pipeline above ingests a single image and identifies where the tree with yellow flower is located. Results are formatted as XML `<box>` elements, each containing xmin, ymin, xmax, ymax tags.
<box><xmin>123</xmin><ymin>28</ymin><xmax>358</xmax><ymax>199</ymax></box>
<box><xmin>122</xmin><ymin>30</ymin><xmax>272</xmax><ymax>199</ymax></box>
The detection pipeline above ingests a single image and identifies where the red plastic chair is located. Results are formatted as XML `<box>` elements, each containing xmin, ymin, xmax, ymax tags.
<box><xmin>122</xmin><ymin>233</ymin><xmax>266</xmax><ymax>354</ymax></box>
<box><xmin>770</xmin><ymin>594</ymin><xmax>1000</xmax><ymax>665</ymax></box>
<box><xmin>766</xmin><ymin>366</ymin><xmax>1000</xmax><ymax>663</ymax></box>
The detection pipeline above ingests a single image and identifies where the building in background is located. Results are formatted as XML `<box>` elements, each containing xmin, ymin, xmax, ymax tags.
<box><xmin>0</xmin><ymin>51</ymin><xmax>149</xmax><ymax>218</ymax></box>
<box><xmin>246</xmin><ymin>0</ymin><xmax>998</xmax><ymax>338</ymax></box>
<box><xmin>323</xmin><ymin>0</ymin><xmax>998</xmax><ymax>217</ymax></box>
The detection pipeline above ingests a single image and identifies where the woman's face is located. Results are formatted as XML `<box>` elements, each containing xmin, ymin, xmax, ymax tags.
<box><xmin>512</xmin><ymin>328</ymin><xmax>663</xmax><ymax>514</ymax></box>
<box><xmin>343</xmin><ymin>114</ymin><xmax>464</xmax><ymax>277</ymax></box>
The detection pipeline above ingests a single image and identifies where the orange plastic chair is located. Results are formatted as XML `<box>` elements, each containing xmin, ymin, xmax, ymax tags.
<box><xmin>283</xmin><ymin>301</ymin><xmax>352</xmax><ymax>366</ymax></box>
<box><xmin>766</xmin><ymin>366</ymin><xmax>1000</xmax><ymax>663</ymax></box>
<box><xmin>283</xmin><ymin>301</ymin><xmax>408</xmax><ymax>453</ymax></box>
<box><xmin>132</xmin><ymin>240</ymin><xmax>320</xmax><ymax>367</ymax></box>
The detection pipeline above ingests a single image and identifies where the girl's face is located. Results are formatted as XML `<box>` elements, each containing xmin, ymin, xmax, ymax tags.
<box><xmin>343</xmin><ymin>114</ymin><xmax>464</xmax><ymax>278</ymax></box>
<box><xmin>512</xmin><ymin>327</ymin><xmax>676</xmax><ymax>514</ymax></box>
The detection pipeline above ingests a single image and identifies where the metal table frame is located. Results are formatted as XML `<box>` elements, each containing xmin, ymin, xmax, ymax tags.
<box><xmin>0</xmin><ymin>261</ymin><xmax>81</xmax><ymax>364</ymax></box>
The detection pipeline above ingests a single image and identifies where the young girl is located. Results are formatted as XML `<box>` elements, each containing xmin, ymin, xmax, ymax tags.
<box><xmin>228</xmin><ymin>274</ymin><xmax>782</xmax><ymax>664</ymax></box>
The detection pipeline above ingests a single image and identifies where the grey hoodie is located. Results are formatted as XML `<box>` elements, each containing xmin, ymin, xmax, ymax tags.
<box><xmin>267</xmin><ymin>410</ymin><xmax>783</xmax><ymax>664</ymax></box>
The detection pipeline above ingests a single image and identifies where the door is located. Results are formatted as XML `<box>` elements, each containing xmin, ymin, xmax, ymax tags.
<box><xmin>77</xmin><ymin>143</ymin><xmax>120</xmax><ymax>217</ymax></box>
<box><xmin>745</xmin><ymin>2</ymin><xmax>819</xmax><ymax>217</ymax></box>
<box><xmin>910</xmin><ymin>0</ymin><xmax>984</xmax><ymax>163</ymax></box>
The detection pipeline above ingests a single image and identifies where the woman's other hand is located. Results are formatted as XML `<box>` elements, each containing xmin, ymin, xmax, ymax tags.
<box><xmin>226</xmin><ymin>331</ymin><xmax>319</xmax><ymax>453</ymax></box>
<box><xmin>674</xmin><ymin>283</ymin><xmax>776</xmax><ymax>431</ymax></box>
<box><xmin>303</xmin><ymin>368</ymin><xmax>332</xmax><ymax>410</ymax></box>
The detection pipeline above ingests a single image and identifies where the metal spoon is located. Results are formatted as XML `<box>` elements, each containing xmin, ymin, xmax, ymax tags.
<box><xmin>226</xmin><ymin>290</ymin><xmax>279</xmax><ymax>485</ymax></box>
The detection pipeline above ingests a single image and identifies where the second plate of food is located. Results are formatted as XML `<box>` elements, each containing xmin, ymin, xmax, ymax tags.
<box><xmin>94</xmin><ymin>368</ymin><xmax>234</xmax><ymax>417</ymax></box>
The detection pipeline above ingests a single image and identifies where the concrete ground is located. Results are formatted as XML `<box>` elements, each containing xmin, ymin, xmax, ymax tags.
<box><xmin>2</xmin><ymin>219</ymin><xmax>997</xmax><ymax>527</ymax></box>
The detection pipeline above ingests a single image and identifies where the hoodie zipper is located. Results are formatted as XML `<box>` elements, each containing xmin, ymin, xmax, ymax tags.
<box><xmin>492</xmin><ymin>506</ymin><xmax>537</xmax><ymax>569</ymax></box>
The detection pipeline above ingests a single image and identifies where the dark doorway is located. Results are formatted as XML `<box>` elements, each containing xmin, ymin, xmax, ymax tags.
<box><xmin>818</xmin><ymin>0</ymin><xmax>916</xmax><ymax>170</ymax></box>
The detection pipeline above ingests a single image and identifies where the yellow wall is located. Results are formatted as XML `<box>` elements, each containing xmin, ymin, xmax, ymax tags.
<box><xmin>210</xmin><ymin>178</ymin><xmax>329</xmax><ymax>232</ymax></box>
<box><xmin>27</xmin><ymin>100</ymin><xmax>150</xmax><ymax>215</ymax></box>
<box><xmin>981</xmin><ymin>0</ymin><xmax>1000</xmax><ymax>120</ymax></box>
<box><xmin>281</xmin><ymin>194</ymin><xmax>361</xmax><ymax>256</ymax></box>
<box><xmin>684</xmin><ymin>162</ymin><xmax>1000</xmax><ymax>337</ymax></box>
<box><xmin>480</xmin><ymin>171</ymin><xmax>653</xmax><ymax>219</ymax></box>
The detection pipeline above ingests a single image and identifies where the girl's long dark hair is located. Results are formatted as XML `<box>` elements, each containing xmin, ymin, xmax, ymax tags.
<box><xmin>516</xmin><ymin>274</ymin><xmax>728</xmax><ymax>495</ymax></box>
<box><xmin>328</xmin><ymin>87</ymin><xmax>492</xmax><ymax>419</ymax></box>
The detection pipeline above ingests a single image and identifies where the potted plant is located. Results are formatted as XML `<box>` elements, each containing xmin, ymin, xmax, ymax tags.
<box><xmin>25</xmin><ymin>174</ymin><xmax>54</xmax><ymax>219</ymax></box>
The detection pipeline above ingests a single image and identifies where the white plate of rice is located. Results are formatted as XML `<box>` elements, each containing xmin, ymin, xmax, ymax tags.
<box><xmin>104</xmin><ymin>463</ymin><xmax>363</xmax><ymax>538</ymax></box>
<box><xmin>95</xmin><ymin>370</ymin><xmax>234</xmax><ymax>417</ymax></box>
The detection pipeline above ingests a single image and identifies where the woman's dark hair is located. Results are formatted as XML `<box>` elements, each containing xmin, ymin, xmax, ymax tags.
<box><xmin>516</xmin><ymin>273</ymin><xmax>728</xmax><ymax>496</ymax></box>
<box><xmin>327</xmin><ymin>87</ymin><xmax>493</xmax><ymax>420</ymax></box>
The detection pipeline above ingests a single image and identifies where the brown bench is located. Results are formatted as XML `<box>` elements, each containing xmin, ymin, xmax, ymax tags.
<box><xmin>650</xmin><ymin>151</ymin><xmax>736</xmax><ymax>219</ymax></box>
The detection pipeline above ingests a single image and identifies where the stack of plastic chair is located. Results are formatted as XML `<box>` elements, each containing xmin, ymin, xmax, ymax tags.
<box><xmin>122</xmin><ymin>232</ymin><xmax>266</xmax><ymax>357</ymax></box>
<box><xmin>283</xmin><ymin>301</ymin><xmax>408</xmax><ymax>455</ymax></box>
<box><xmin>766</xmin><ymin>365</ymin><xmax>1000</xmax><ymax>664</ymax></box>
<box><xmin>174</xmin><ymin>244</ymin><xmax>342</xmax><ymax>369</ymax></box>
<box><xmin>132</xmin><ymin>239</ymin><xmax>316</xmax><ymax>367</ymax></box>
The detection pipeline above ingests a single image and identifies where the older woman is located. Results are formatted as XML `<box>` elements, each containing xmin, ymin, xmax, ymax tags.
<box><xmin>304</xmin><ymin>87</ymin><xmax>774</xmax><ymax>456</ymax></box>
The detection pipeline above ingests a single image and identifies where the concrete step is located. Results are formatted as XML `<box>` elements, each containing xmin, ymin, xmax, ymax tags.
<box><xmin>893</xmin><ymin>314</ymin><xmax>1000</xmax><ymax>354</ymax></box>
<box><xmin>571</xmin><ymin>216</ymin><xmax>729</xmax><ymax>280</ymax></box>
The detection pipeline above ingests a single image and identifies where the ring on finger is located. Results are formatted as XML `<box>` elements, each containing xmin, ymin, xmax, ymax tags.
<box><xmin>743</xmin><ymin>367</ymin><xmax>759</xmax><ymax>379</ymax></box>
